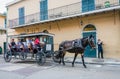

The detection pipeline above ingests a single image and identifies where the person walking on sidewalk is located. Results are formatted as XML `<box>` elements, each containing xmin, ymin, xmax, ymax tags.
<box><xmin>97</xmin><ymin>39</ymin><xmax>104</xmax><ymax>59</ymax></box>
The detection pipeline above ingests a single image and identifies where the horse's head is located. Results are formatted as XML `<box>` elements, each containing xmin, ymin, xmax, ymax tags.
<box><xmin>87</xmin><ymin>35</ymin><xmax>96</xmax><ymax>49</ymax></box>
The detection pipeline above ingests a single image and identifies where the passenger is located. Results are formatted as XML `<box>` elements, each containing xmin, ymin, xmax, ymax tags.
<box><xmin>10</xmin><ymin>39</ymin><xmax>16</xmax><ymax>48</ymax></box>
<box><xmin>31</xmin><ymin>38</ymin><xmax>35</xmax><ymax>48</ymax></box>
<box><xmin>26</xmin><ymin>37</ymin><xmax>33</xmax><ymax>52</ymax></box>
<box><xmin>34</xmin><ymin>36</ymin><xmax>41</xmax><ymax>52</ymax></box>
<box><xmin>22</xmin><ymin>39</ymin><xmax>28</xmax><ymax>52</ymax></box>
<box><xmin>40</xmin><ymin>41</ymin><xmax>45</xmax><ymax>52</ymax></box>
<box><xmin>17</xmin><ymin>39</ymin><xmax>24</xmax><ymax>51</ymax></box>
<box><xmin>17</xmin><ymin>39</ymin><xmax>22</xmax><ymax>48</ymax></box>
<box><xmin>10</xmin><ymin>38</ymin><xmax>17</xmax><ymax>53</ymax></box>
<box><xmin>34</xmin><ymin>36</ymin><xmax>40</xmax><ymax>48</ymax></box>
<box><xmin>26</xmin><ymin>37</ymin><xmax>32</xmax><ymax>46</ymax></box>
<box><xmin>40</xmin><ymin>41</ymin><xmax>45</xmax><ymax>48</ymax></box>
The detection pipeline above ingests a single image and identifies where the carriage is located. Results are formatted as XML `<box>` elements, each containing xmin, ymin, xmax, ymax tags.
<box><xmin>4</xmin><ymin>32</ymin><xmax>96</xmax><ymax>67</ymax></box>
<box><xmin>4</xmin><ymin>32</ymin><xmax>55</xmax><ymax>65</ymax></box>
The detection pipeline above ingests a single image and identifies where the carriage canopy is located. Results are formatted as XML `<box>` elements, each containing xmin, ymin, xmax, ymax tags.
<box><xmin>7</xmin><ymin>32</ymin><xmax>55</xmax><ymax>52</ymax></box>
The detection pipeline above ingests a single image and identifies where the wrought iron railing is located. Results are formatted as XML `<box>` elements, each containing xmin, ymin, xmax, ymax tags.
<box><xmin>8</xmin><ymin>0</ymin><xmax>120</xmax><ymax>28</ymax></box>
<box><xmin>0</xmin><ymin>26</ymin><xmax>6</xmax><ymax>30</ymax></box>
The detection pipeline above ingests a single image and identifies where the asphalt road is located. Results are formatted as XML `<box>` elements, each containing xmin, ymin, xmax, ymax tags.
<box><xmin>0</xmin><ymin>56</ymin><xmax>120</xmax><ymax>79</ymax></box>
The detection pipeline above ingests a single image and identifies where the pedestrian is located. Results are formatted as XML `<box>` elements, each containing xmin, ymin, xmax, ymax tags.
<box><xmin>97</xmin><ymin>39</ymin><xmax>104</xmax><ymax>59</ymax></box>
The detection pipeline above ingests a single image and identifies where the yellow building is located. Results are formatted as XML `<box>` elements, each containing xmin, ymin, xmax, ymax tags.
<box><xmin>0</xmin><ymin>13</ymin><xmax>6</xmax><ymax>53</ymax></box>
<box><xmin>6</xmin><ymin>0</ymin><xmax>120</xmax><ymax>58</ymax></box>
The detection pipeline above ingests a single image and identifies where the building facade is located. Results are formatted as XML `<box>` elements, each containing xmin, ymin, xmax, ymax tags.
<box><xmin>0</xmin><ymin>13</ymin><xmax>6</xmax><ymax>53</ymax></box>
<box><xmin>7</xmin><ymin>0</ymin><xmax>120</xmax><ymax>58</ymax></box>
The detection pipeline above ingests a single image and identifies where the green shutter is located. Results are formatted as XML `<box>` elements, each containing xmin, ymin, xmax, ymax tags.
<box><xmin>40</xmin><ymin>0</ymin><xmax>48</xmax><ymax>20</ymax></box>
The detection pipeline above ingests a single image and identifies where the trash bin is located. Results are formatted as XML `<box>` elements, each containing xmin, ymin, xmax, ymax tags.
<box><xmin>0</xmin><ymin>47</ymin><xmax>2</xmax><ymax>54</ymax></box>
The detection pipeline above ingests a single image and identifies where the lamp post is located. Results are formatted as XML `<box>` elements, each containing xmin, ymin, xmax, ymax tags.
<box><xmin>5</xmin><ymin>8</ymin><xmax>8</xmax><ymax>53</ymax></box>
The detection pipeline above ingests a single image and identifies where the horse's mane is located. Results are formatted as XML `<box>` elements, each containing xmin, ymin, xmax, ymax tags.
<box><xmin>82</xmin><ymin>37</ymin><xmax>89</xmax><ymax>41</ymax></box>
<box><xmin>82</xmin><ymin>37</ymin><xmax>88</xmax><ymax>40</ymax></box>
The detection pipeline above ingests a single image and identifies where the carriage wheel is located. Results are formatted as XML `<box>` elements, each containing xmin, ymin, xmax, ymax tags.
<box><xmin>19</xmin><ymin>52</ymin><xmax>27</xmax><ymax>60</ymax></box>
<box><xmin>4</xmin><ymin>50</ymin><xmax>12</xmax><ymax>62</ymax></box>
<box><xmin>52</xmin><ymin>51</ymin><xmax>60</xmax><ymax>63</ymax></box>
<box><xmin>36</xmin><ymin>52</ymin><xmax>46</xmax><ymax>66</ymax></box>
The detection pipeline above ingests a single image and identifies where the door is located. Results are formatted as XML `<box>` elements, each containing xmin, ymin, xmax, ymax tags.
<box><xmin>83</xmin><ymin>32</ymin><xmax>96</xmax><ymax>57</ymax></box>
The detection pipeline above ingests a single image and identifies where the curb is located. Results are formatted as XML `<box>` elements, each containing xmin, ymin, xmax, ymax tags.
<box><xmin>64</xmin><ymin>60</ymin><xmax>120</xmax><ymax>65</ymax></box>
<box><xmin>64</xmin><ymin>58</ymin><xmax>120</xmax><ymax>65</ymax></box>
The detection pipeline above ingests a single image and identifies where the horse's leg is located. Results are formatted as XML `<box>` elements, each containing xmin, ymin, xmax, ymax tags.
<box><xmin>59</xmin><ymin>51</ymin><xmax>62</xmax><ymax>64</ymax></box>
<box><xmin>62</xmin><ymin>52</ymin><xmax>66</xmax><ymax>65</ymax></box>
<box><xmin>59</xmin><ymin>58</ymin><xmax>61</xmax><ymax>64</ymax></box>
<box><xmin>72</xmin><ymin>53</ymin><xmax>78</xmax><ymax>67</ymax></box>
<box><xmin>81</xmin><ymin>54</ymin><xmax>87</xmax><ymax>68</ymax></box>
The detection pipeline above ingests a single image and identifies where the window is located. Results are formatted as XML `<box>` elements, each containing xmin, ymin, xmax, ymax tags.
<box><xmin>40</xmin><ymin>0</ymin><xmax>48</xmax><ymax>20</ymax></box>
<box><xmin>82</xmin><ymin>0</ymin><xmax>95</xmax><ymax>12</ymax></box>
<box><xmin>19</xmin><ymin>7</ymin><xmax>25</xmax><ymax>25</ymax></box>
<box><xmin>83</xmin><ymin>24</ymin><xmax>96</xmax><ymax>31</ymax></box>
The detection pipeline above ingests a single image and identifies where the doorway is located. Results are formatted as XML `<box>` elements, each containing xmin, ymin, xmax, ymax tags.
<box><xmin>82</xmin><ymin>24</ymin><xmax>97</xmax><ymax>57</ymax></box>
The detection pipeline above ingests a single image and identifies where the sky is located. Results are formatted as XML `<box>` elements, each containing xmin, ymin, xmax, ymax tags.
<box><xmin>0</xmin><ymin>0</ymin><xmax>14</xmax><ymax>13</ymax></box>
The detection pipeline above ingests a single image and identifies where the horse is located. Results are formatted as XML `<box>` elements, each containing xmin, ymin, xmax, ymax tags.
<box><xmin>54</xmin><ymin>35</ymin><xmax>96</xmax><ymax>68</ymax></box>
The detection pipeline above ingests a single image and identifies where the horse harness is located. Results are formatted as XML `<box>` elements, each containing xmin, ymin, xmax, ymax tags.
<box><xmin>60</xmin><ymin>38</ymin><xmax>85</xmax><ymax>51</ymax></box>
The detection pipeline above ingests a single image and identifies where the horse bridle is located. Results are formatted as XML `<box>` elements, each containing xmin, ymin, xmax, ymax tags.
<box><xmin>87</xmin><ymin>37</ymin><xmax>95</xmax><ymax>49</ymax></box>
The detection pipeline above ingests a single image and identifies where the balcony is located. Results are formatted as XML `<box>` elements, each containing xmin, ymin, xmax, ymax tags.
<box><xmin>8</xmin><ymin>0</ymin><xmax>120</xmax><ymax>28</ymax></box>
<box><xmin>0</xmin><ymin>26</ymin><xmax>6</xmax><ymax>31</ymax></box>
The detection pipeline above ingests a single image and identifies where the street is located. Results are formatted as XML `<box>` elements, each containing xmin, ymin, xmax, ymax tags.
<box><xmin>0</xmin><ymin>56</ymin><xmax>120</xmax><ymax>79</ymax></box>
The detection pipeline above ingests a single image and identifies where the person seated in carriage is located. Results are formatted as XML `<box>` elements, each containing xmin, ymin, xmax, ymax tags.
<box><xmin>26</xmin><ymin>37</ymin><xmax>33</xmax><ymax>52</ymax></box>
<box><xmin>17</xmin><ymin>39</ymin><xmax>24</xmax><ymax>52</ymax></box>
<box><xmin>34</xmin><ymin>36</ymin><xmax>41</xmax><ymax>49</ymax></box>
<box><xmin>32</xmin><ymin>36</ymin><xmax>41</xmax><ymax>55</ymax></box>
<box><xmin>22</xmin><ymin>39</ymin><xmax>30</xmax><ymax>52</ymax></box>
<box><xmin>9</xmin><ymin>38</ymin><xmax>17</xmax><ymax>54</ymax></box>
<box><xmin>31</xmin><ymin>38</ymin><xmax>35</xmax><ymax>48</ymax></box>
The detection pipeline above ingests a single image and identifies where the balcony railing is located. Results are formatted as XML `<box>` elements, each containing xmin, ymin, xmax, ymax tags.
<box><xmin>8</xmin><ymin>0</ymin><xmax>120</xmax><ymax>28</ymax></box>
<box><xmin>0</xmin><ymin>26</ymin><xmax>6</xmax><ymax>30</ymax></box>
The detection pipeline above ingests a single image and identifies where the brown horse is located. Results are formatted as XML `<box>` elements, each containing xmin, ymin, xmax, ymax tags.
<box><xmin>55</xmin><ymin>35</ymin><xmax>96</xmax><ymax>68</ymax></box>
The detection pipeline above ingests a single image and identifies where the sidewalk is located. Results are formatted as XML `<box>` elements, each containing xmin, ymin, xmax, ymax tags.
<box><xmin>65</xmin><ymin>57</ymin><xmax>120</xmax><ymax>65</ymax></box>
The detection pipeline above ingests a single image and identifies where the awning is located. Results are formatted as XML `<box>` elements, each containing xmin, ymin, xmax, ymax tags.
<box><xmin>8</xmin><ymin>32</ymin><xmax>55</xmax><ymax>38</ymax></box>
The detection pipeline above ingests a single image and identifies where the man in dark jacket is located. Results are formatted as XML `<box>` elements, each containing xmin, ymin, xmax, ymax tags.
<box><xmin>97</xmin><ymin>39</ymin><xmax>104</xmax><ymax>59</ymax></box>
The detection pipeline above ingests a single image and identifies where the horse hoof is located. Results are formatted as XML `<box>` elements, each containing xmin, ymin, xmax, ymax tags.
<box><xmin>72</xmin><ymin>65</ymin><xmax>74</xmax><ymax>67</ymax></box>
<box><xmin>63</xmin><ymin>63</ymin><xmax>65</xmax><ymax>66</ymax></box>
<box><xmin>59</xmin><ymin>62</ymin><xmax>61</xmax><ymax>64</ymax></box>
<box><xmin>84</xmin><ymin>66</ymin><xmax>87</xmax><ymax>68</ymax></box>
